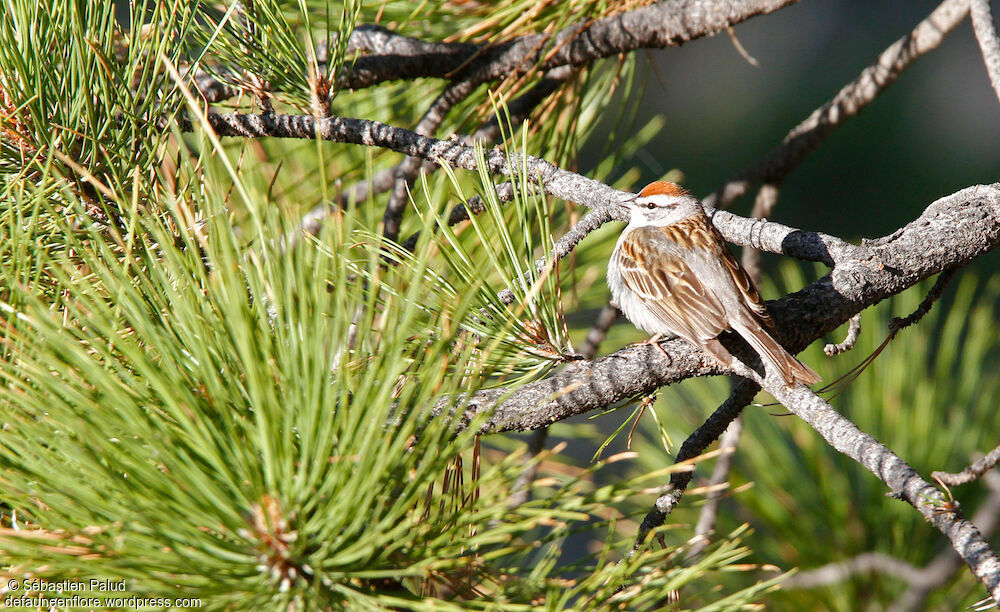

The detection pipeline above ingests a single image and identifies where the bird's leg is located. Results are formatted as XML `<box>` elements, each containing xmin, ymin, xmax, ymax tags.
<box><xmin>634</xmin><ymin>333</ymin><xmax>670</xmax><ymax>359</ymax></box>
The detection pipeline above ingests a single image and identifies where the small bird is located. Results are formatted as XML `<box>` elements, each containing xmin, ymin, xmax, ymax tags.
<box><xmin>607</xmin><ymin>180</ymin><xmax>820</xmax><ymax>386</ymax></box>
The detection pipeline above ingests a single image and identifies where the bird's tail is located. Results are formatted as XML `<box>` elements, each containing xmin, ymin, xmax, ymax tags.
<box><xmin>735</xmin><ymin>320</ymin><xmax>821</xmax><ymax>386</ymax></box>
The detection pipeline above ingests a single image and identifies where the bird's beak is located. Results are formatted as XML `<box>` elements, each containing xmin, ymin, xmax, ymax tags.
<box><xmin>618</xmin><ymin>193</ymin><xmax>637</xmax><ymax>208</ymax></box>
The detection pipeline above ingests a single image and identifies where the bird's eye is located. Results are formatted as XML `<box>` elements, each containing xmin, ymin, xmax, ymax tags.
<box><xmin>645</xmin><ymin>203</ymin><xmax>657</xmax><ymax>210</ymax></box>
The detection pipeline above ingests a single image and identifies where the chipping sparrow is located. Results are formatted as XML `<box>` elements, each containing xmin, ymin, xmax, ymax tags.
<box><xmin>607</xmin><ymin>180</ymin><xmax>820</xmax><ymax>386</ymax></box>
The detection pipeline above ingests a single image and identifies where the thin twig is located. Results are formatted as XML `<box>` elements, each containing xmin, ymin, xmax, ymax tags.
<box><xmin>817</xmin><ymin>268</ymin><xmax>959</xmax><ymax>397</ymax></box>
<box><xmin>888</xmin><ymin>268</ymin><xmax>958</xmax><ymax>334</ymax></box>
<box><xmin>890</xmin><ymin>470</ymin><xmax>1000</xmax><ymax>612</ymax></box>
<box><xmin>971</xmin><ymin>0</ymin><xmax>1000</xmax><ymax>104</ymax></box>
<box><xmin>191</xmin><ymin>68</ymin><xmax>238</xmax><ymax>103</ymax></box>
<box><xmin>400</xmin><ymin>182</ymin><xmax>515</xmax><ymax>253</ymax></box>
<box><xmin>507</xmin><ymin>428</ymin><xmax>550</xmax><ymax>508</ymax></box>
<box><xmin>726</xmin><ymin>26</ymin><xmax>760</xmax><ymax>67</ymax></box>
<box><xmin>633</xmin><ymin>379</ymin><xmax>761</xmax><ymax>550</ymax></box>
<box><xmin>933</xmin><ymin>445</ymin><xmax>1000</xmax><ymax>487</ymax></box>
<box><xmin>474</xmin><ymin>65</ymin><xmax>576</xmax><ymax>144</ymax></box>
<box><xmin>783</xmin><ymin>552</ymin><xmax>927</xmax><ymax>588</ymax></box>
<box><xmin>704</xmin><ymin>0</ymin><xmax>970</xmax><ymax>209</ymax></box>
<box><xmin>686</xmin><ymin>415</ymin><xmax>744</xmax><ymax>558</ymax></box>
<box><xmin>726</xmin><ymin>358</ymin><xmax>1000</xmax><ymax>607</ymax></box>
<box><xmin>382</xmin><ymin>80</ymin><xmax>476</xmax><ymax>242</ymax></box>
<box><xmin>824</xmin><ymin>313</ymin><xmax>862</xmax><ymax>356</ymax></box>
<box><xmin>498</xmin><ymin>206</ymin><xmax>614</xmax><ymax>306</ymax></box>
<box><xmin>579</xmin><ymin>302</ymin><xmax>619</xmax><ymax>360</ymax></box>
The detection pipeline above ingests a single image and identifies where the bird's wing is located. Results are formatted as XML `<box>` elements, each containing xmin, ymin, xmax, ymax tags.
<box><xmin>711</xmin><ymin>225</ymin><xmax>775</xmax><ymax>329</ymax></box>
<box><xmin>655</xmin><ymin>214</ymin><xmax>775</xmax><ymax>329</ymax></box>
<box><xmin>615</xmin><ymin>225</ymin><xmax>728</xmax><ymax>343</ymax></box>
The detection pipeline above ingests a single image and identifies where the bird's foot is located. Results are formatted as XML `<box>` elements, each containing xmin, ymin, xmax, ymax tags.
<box><xmin>632</xmin><ymin>333</ymin><xmax>671</xmax><ymax>360</ymax></box>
